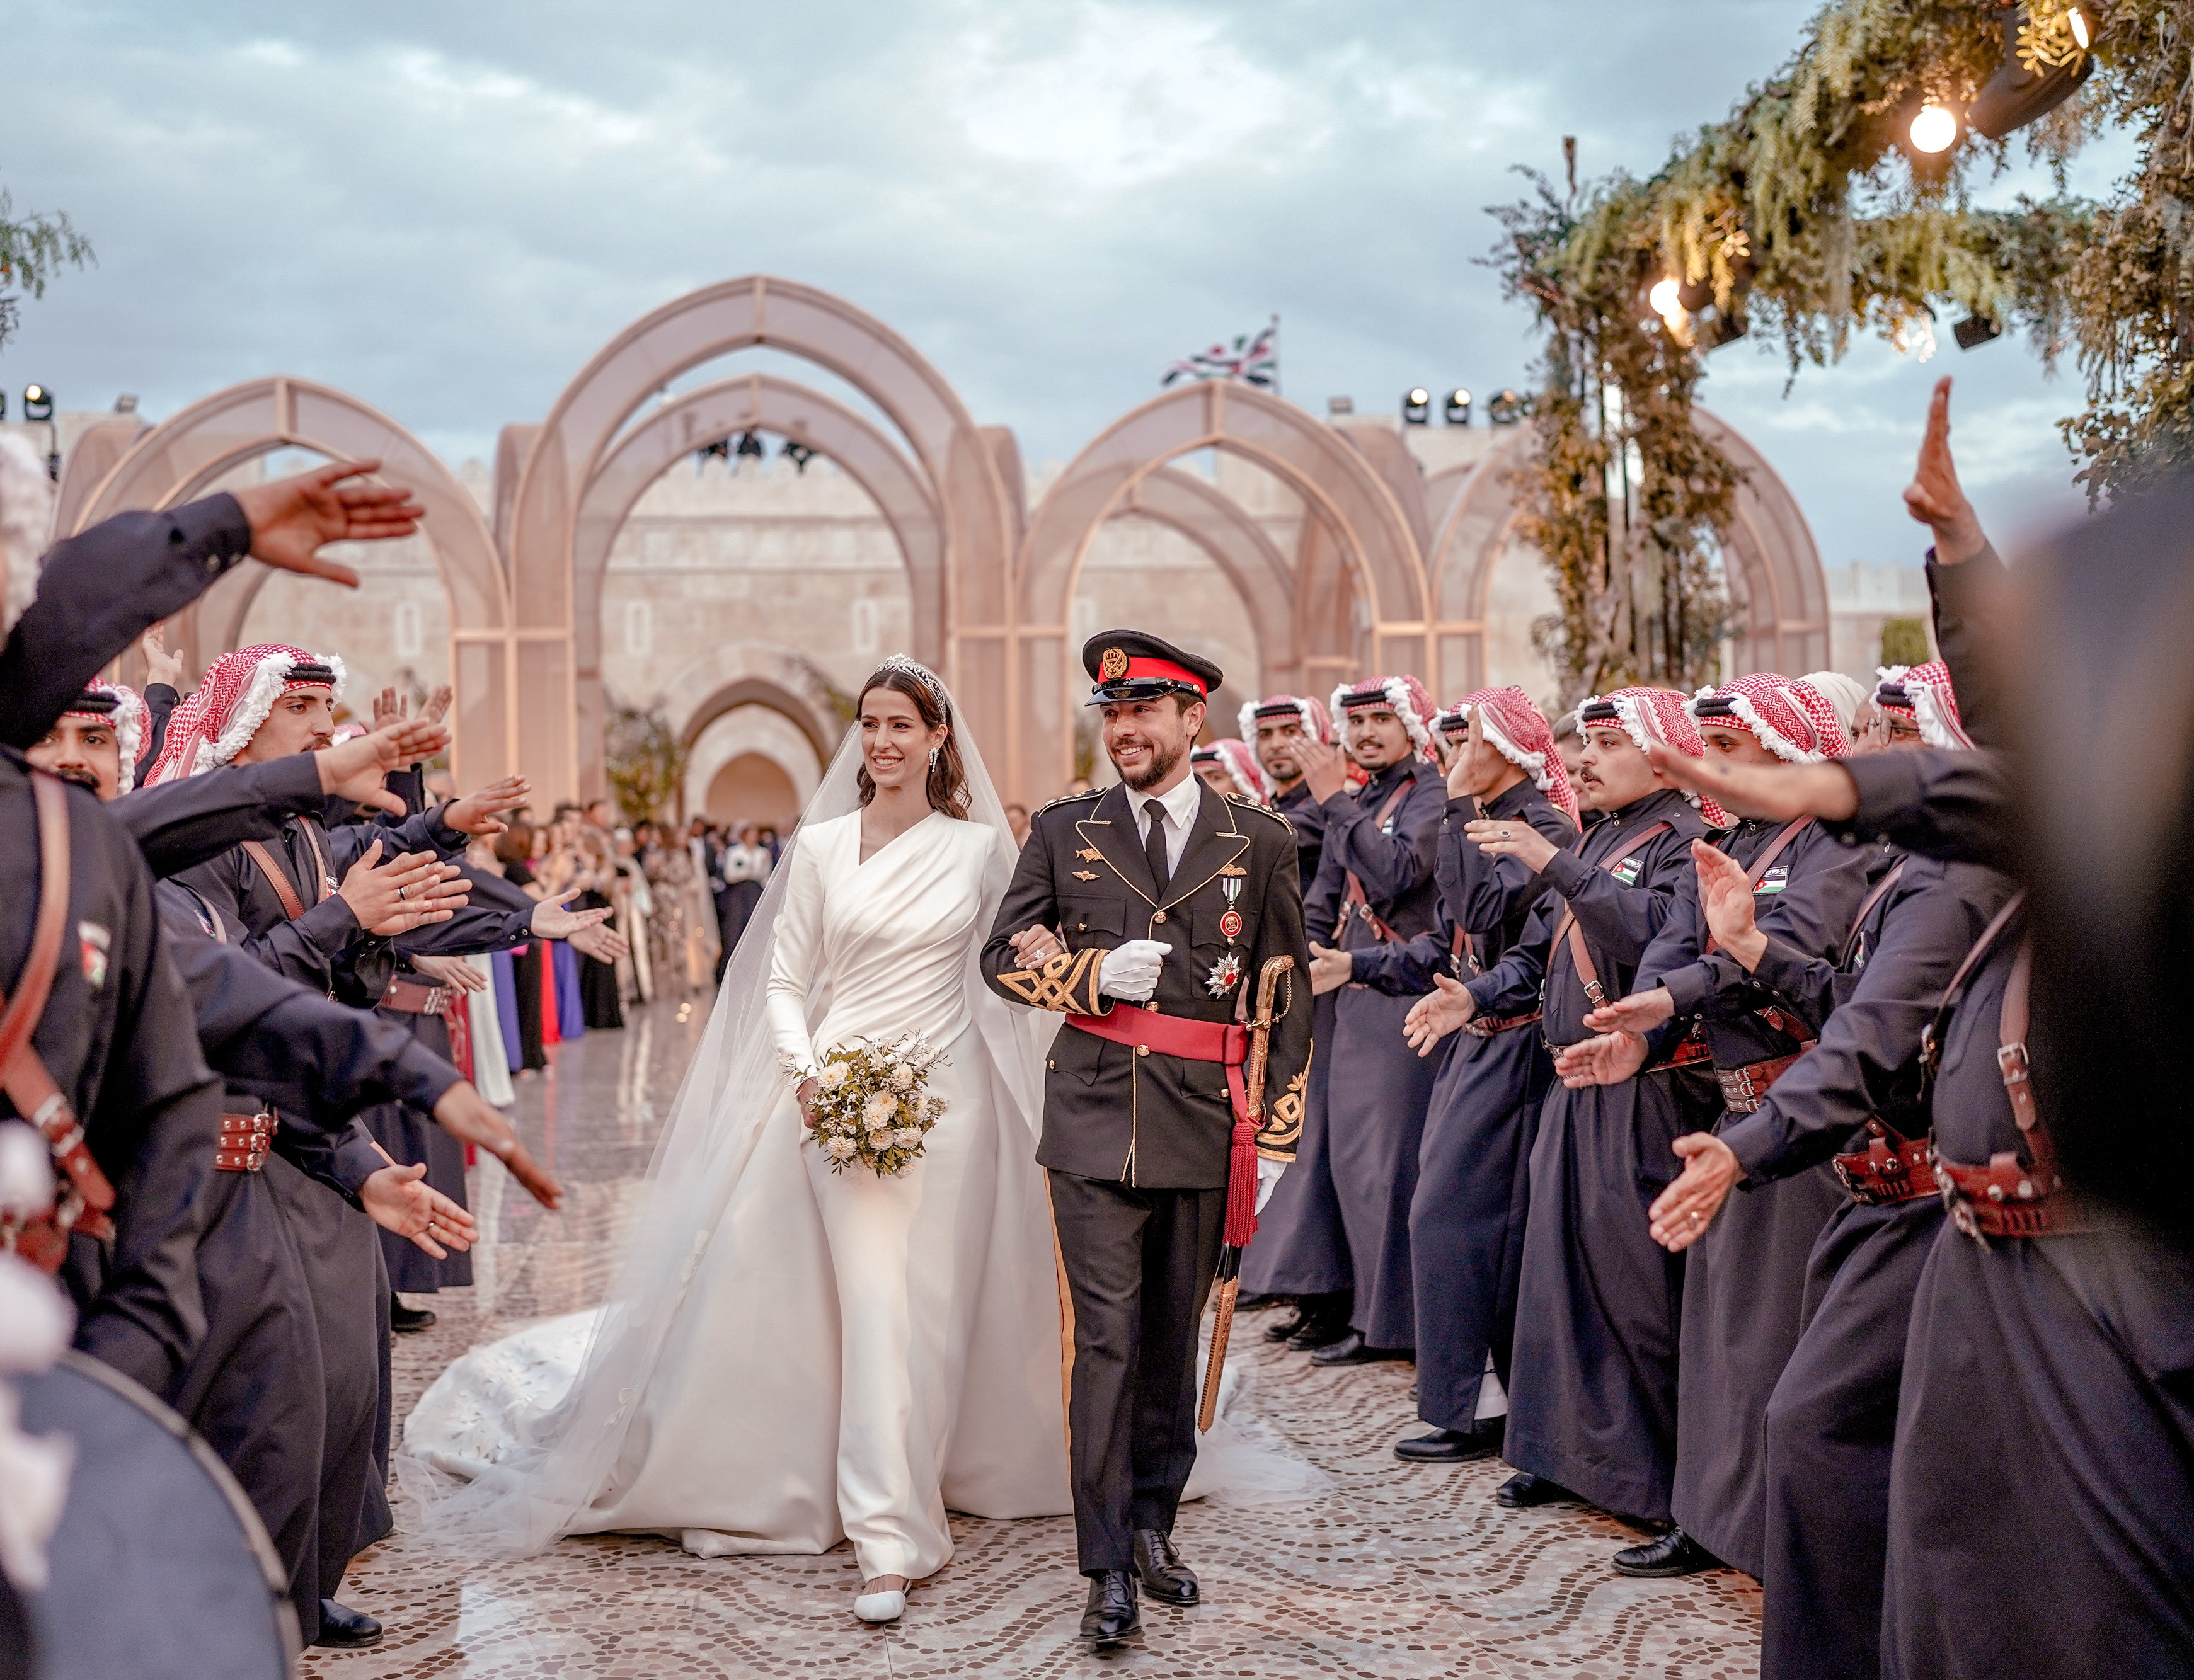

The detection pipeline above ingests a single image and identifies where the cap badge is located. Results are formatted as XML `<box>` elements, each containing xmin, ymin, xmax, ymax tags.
<box><xmin>1099</xmin><ymin>647</ymin><xmax>1130</xmax><ymax>682</ymax></box>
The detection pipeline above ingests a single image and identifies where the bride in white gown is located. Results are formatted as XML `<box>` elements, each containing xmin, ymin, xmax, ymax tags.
<box><xmin>405</xmin><ymin>658</ymin><xmax>1071</xmax><ymax>1620</ymax></box>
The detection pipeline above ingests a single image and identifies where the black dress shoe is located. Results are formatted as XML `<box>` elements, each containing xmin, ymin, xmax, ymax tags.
<box><xmin>1285</xmin><ymin>1316</ymin><xmax>1350</xmax><ymax>1351</ymax></box>
<box><xmin>1132</xmin><ymin>1529</ymin><xmax>1198</xmax><ymax>1607</ymax></box>
<box><xmin>314</xmin><ymin>1599</ymin><xmax>382</xmax><ymax>1649</ymax></box>
<box><xmin>1309</xmin><ymin>1332</ymin><xmax>1410</xmax><ymax>1366</ymax></box>
<box><xmin>389</xmin><ymin>1294</ymin><xmax>437</xmax><ymax>1334</ymax></box>
<box><xmin>1495</xmin><ymin>1471</ymin><xmax>1569</xmax><ymax>1509</ymax></box>
<box><xmin>1611</xmin><ymin>1527</ymin><xmax>1719</xmax><ymax>1578</ymax></box>
<box><xmin>1079</xmin><ymin>1570</ymin><xmax>1141</xmax><ymax>1647</ymax></box>
<box><xmin>1394</xmin><ymin>1420</ymin><xmax>1505</xmax><ymax>1463</ymax></box>
<box><xmin>1263</xmin><ymin>1305</ymin><xmax>1308</xmax><ymax>1343</ymax></box>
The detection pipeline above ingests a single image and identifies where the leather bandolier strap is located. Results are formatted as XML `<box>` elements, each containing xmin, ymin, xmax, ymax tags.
<box><xmin>239</xmin><ymin>829</ymin><xmax>333</xmax><ymax>922</ymax></box>
<box><xmin>1336</xmin><ymin>776</ymin><xmax>1418</xmax><ymax>946</ymax></box>
<box><xmin>1834</xmin><ymin>1117</ymin><xmax>1940</xmax><ymax>1206</ymax></box>
<box><xmin>1699</xmin><ymin>817</ymin><xmax>1822</xmax><ymax>1109</ymax></box>
<box><xmin>0</xmin><ymin>772</ymin><xmax>118</xmax><ymax>1272</ymax></box>
<box><xmin>1926</xmin><ymin>903</ymin><xmax>2106</xmax><ymax>1240</ymax></box>
<box><xmin>1545</xmin><ymin>821</ymin><xmax>1674</xmax><ymax>1012</ymax></box>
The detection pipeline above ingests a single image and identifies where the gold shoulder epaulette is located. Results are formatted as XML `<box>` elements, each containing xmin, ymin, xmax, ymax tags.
<box><xmin>1226</xmin><ymin>794</ymin><xmax>1295</xmax><ymax>835</ymax></box>
<box><xmin>1035</xmin><ymin>789</ymin><xmax>1103</xmax><ymax>817</ymax></box>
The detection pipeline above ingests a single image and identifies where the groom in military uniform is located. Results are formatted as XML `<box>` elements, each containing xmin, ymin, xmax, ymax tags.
<box><xmin>984</xmin><ymin>631</ymin><xmax>1313</xmax><ymax>1649</ymax></box>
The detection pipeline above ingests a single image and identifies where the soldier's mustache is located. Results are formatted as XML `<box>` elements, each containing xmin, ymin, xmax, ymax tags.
<box><xmin>54</xmin><ymin>766</ymin><xmax>101</xmax><ymax>792</ymax></box>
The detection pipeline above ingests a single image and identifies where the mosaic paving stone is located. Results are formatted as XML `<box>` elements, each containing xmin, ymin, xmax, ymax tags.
<box><xmin>306</xmin><ymin>1001</ymin><xmax>1760</xmax><ymax>1677</ymax></box>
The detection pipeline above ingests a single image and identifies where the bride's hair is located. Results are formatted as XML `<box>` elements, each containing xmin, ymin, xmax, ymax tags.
<box><xmin>856</xmin><ymin>661</ymin><xmax>971</xmax><ymax>820</ymax></box>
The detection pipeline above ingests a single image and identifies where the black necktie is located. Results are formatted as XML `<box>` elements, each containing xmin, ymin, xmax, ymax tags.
<box><xmin>1143</xmin><ymin>802</ymin><xmax>1171</xmax><ymax>899</ymax></box>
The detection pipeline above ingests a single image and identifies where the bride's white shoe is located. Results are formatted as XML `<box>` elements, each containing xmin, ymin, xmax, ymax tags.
<box><xmin>853</xmin><ymin>1579</ymin><xmax>907</xmax><ymax>1623</ymax></box>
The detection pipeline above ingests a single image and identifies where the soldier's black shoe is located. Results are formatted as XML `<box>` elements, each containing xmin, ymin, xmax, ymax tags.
<box><xmin>1309</xmin><ymin>1332</ymin><xmax>1410</xmax><ymax>1366</ymax></box>
<box><xmin>314</xmin><ymin>1599</ymin><xmax>382</xmax><ymax>1649</ymax></box>
<box><xmin>1263</xmin><ymin>1304</ymin><xmax>1308</xmax><ymax>1342</ymax></box>
<box><xmin>1394</xmin><ymin>1420</ymin><xmax>1505</xmax><ymax>1463</ymax></box>
<box><xmin>389</xmin><ymin>1294</ymin><xmax>437</xmax><ymax>1334</ymax></box>
<box><xmin>1079</xmin><ymin>1570</ymin><xmax>1141</xmax><ymax>1647</ymax></box>
<box><xmin>1132</xmin><ymin>1529</ymin><xmax>1198</xmax><ymax>1607</ymax></box>
<box><xmin>1611</xmin><ymin>1528</ymin><xmax>1718</xmax><ymax>1578</ymax></box>
<box><xmin>1279</xmin><ymin>1291</ymin><xmax>1351</xmax><ymax>1349</ymax></box>
<box><xmin>1495</xmin><ymin>1471</ymin><xmax>1568</xmax><ymax>1508</ymax></box>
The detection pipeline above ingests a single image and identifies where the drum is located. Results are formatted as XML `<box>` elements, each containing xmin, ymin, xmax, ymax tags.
<box><xmin>14</xmin><ymin>1351</ymin><xmax>296</xmax><ymax>1679</ymax></box>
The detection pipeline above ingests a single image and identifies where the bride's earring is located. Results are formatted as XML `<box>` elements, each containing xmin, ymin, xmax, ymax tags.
<box><xmin>928</xmin><ymin>747</ymin><xmax>941</xmax><ymax>772</ymax></box>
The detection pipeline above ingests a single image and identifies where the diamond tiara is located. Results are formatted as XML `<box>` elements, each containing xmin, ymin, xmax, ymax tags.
<box><xmin>873</xmin><ymin>653</ymin><xmax>950</xmax><ymax>714</ymax></box>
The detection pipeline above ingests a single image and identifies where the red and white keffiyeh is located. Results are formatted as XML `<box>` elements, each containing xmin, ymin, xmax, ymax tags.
<box><xmin>1581</xmin><ymin>685</ymin><xmax>1731</xmax><ymax>827</ymax></box>
<box><xmin>1237</xmin><ymin>692</ymin><xmax>1334</xmax><ymax>749</ymax></box>
<box><xmin>1193</xmin><ymin>738</ymin><xmax>1270</xmax><ymax>803</ymax></box>
<box><xmin>144</xmin><ymin>643</ymin><xmax>347</xmax><ymax>785</ymax></box>
<box><xmin>1875</xmin><ymin>660</ymin><xmax>1973</xmax><ymax>750</ymax></box>
<box><xmin>1688</xmin><ymin>673</ymin><xmax>1852</xmax><ymax>764</ymax></box>
<box><xmin>61</xmin><ymin>681</ymin><xmax>147</xmax><ymax>796</ymax></box>
<box><xmin>1330</xmin><ymin>675</ymin><xmax>1436</xmax><ymax>759</ymax></box>
<box><xmin>1454</xmin><ymin>685</ymin><xmax>1578</xmax><ymax>826</ymax></box>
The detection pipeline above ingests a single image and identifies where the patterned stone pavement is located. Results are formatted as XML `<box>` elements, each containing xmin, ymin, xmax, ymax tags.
<box><xmin>307</xmin><ymin>999</ymin><xmax>1760</xmax><ymax>1679</ymax></box>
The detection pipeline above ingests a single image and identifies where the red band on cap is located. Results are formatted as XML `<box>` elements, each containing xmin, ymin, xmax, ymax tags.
<box><xmin>1116</xmin><ymin>656</ymin><xmax>1206</xmax><ymax>697</ymax></box>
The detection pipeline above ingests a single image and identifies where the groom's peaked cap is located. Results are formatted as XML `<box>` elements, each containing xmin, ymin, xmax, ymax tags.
<box><xmin>1082</xmin><ymin>631</ymin><xmax>1222</xmax><ymax>707</ymax></box>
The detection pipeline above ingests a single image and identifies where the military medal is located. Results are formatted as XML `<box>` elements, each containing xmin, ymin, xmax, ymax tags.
<box><xmin>1205</xmin><ymin>952</ymin><xmax>1244</xmax><ymax>997</ymax></box>
<box><xmin>1220</xmin><ymin>910</ymin><xmax>1243</xmax><ymax>940</ymax></box>
<box><xmin>1210</xmin><ymin>869</ymin><xmax>1247</xmax><ymax>994</ymax></box>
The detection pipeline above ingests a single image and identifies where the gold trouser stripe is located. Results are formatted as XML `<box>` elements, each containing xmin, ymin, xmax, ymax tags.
<box><xmin>1045</xmin><ymin>1171</ymin><xmax>1076</xmax><ymax>1464</ymax></box>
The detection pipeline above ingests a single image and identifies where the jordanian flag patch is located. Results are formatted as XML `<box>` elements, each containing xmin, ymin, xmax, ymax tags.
<box><xmin>1612</xmin><ymin>857</ymin><xmax>1644</xmax><ymax>885</ymax></box>
<box><xmin>1755</xmin><ymin>866</ymin><xmax>1790</xmax><ymax>895</ymax></box>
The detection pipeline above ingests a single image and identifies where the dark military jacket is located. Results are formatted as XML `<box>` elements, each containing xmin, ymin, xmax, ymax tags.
<box><xmin>983</xmin><ymin>779</ymin><xmax>1313</xmax><ymax>1189</ymax></box>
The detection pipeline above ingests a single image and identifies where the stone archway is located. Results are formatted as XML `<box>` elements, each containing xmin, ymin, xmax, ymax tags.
<box><xmin>571</xmin><ymin>373</ymin><xmax>945</xmax><ymax>791</ymax></box>
<box><xmin>1424</xmin><ymin>406</ymin><xmax>1831</xmax><ymax>700</ymax></box>
<box><xmin>1016</xmin><ymin>380</ymin><xmax>1429</xmax><ymax>792</ymax></box>
<box><xmin>684</xmin><ymin>699</ymin><xmax>825</xmax><ymax>827</ymax></box>
<box><xmin>502</xmin><ymin>276</ymin><xmax>1013</xmax><ymax>804</ymax></box>
<box><xmin>69</xmin><ymin>377</ymin><xmax>516</xmax><ymax>786</ymax></box>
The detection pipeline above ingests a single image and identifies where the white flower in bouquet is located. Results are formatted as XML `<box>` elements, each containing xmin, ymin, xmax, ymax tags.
<box><xmin>863</xmin><ymin>1091</ymin><xmax>899</xmax><ymax>1127</ymax></box>
<box><xmin>866</xmin><ymin>1129</ymin><xmax>895</xmax><ymax>1151</ymax></box>
<box><xmin>892</xmin><ymin>1127</ymin><xmax>922</xmax><ymax>1149</ymax></box>
<box><xmin>825</xmin><ymin>1136</ymin><xmax>858</xmax><ymax>1160</ymax></box>
<box><xmin>891</xmin><ymin>1063</ymin><xmax>916</xmax><ymax>1092</ymax></box>
<box><xmin>819</xmin><ymin>1063</ymin><xmax>852</xmax><ymax>1092</ymax></box>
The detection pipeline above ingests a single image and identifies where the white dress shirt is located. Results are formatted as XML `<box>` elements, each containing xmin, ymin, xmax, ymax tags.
<box><xmin>1133</xmin><ymin>774</ymin><xmax>1204</xmax><ymax>875</ymax></box>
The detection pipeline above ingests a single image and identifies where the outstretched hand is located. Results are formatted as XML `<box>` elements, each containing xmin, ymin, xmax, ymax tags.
<box><xmin>1694</xmin><ymin>840</ymin><xmax>1767</xmax><ymax>971</ymax></box>
<box><xmin>1307</xmin><ymin>942</ymin><xmax>1353</xmax><ymax>995</ymax></box>
<box><xmin>1647</xmin><ymin>1133</ymin><xmax>1743</xmax><ymax>1252</ymax></box>
<box><xmin>1645</xmin><ymin>741</ymin><xmax>1857</xmax><ymax>824</ymax></box>
<box><xmin>316</xmin><ymin>717</ymin><xmax>451</xmax><ymax>814</ymax></box>
<box><xmin>360</xmin><ymin>1162</ymin><xmax>478</xmax><ymax>1258</ymax></box>
<box><xmin>431</xmin><ymin>1082</ymin><xmax>565</xmax><ymax>1211</ymax></box>
<box><xmin>1583</xmin><ymin>985</ymin><xmax>1676</xmax><ymax>1036</ymax></box>
<box><xmin>1552</xmin><ymin>1029</ymin><xmax>1650</xmax><ymax>1088</ymax></box>
<box><xmin>1402</xmin><ymin>973</ymin><xmax>1476</xmax><ymax>1055</ymax></box>
<box><xmin>231</xmin><ymin>460</ymin><xmax>425</xmax><ymax>586</ymax></box>
<box><xmin>1902</xmin><ymin>377</ymin><xmax>1988</xmax><ymax>565</ymax></box>
<box><xmin>140</xmin><ymin>624</ymin><xmax>186</xmax><ymax>690</ymax></box>
<box><xmin>443</xmin><ymin>775</ymin><xmax>529</xmax><ymax>838</ymax></box>
<box><xmin>529</xmin><ymin>886</ymin><xmax>612</xmax><ymax>940</ymax></box>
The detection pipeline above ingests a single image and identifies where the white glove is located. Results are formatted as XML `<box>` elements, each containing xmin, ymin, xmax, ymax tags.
<box><xmin>1256</xmin><ymin>1157</ymin><xmax>1287</xmax><ymax>1214</ymax></box>
<box><xmin>1098</xmin><ymin>940</ymin><xmax>1171</xmax><ymax>1003</ymax></box>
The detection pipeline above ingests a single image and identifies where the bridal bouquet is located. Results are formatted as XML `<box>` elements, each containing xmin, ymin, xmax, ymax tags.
<box><xmin>788</xmin><ymin>1034</ymin><xmax>948</xmax><ymax>1177</ymax></box>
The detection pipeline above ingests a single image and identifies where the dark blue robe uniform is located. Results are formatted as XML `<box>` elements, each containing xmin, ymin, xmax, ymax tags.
<box><xmin>1490</xmin><ymin>788</ymin><xmax>1711</xmax><ymax>1522</ymax></box>
<box><xmin>1300</xmin><ymin>760</ymin><xmax>1448</xmax><ymax>1349</ymax></box>
<box><xmin>1635</xmin><ymin>815</ymin><xmax>1871</xmax><ymax>1575</ymax></box>
<box><xmin>1350</xmin><ymin>777</ymin><xmax>1574</xmax><ymax>1430</ymax></box>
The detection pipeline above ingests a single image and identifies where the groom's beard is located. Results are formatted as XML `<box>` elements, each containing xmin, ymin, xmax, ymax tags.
<box><xmin>1117</xmin><ymin>739</ymin><xmax>1184</xmax><ymax>793</ymax></box>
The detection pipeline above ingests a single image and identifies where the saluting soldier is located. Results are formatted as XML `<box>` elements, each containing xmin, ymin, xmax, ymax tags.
<box><xmin>983</xmin><ymin>632</ymin><xmax>1312</xmax><ymax>1652</ymax></box>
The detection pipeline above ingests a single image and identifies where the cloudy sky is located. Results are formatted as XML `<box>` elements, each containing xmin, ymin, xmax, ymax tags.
<box><xmin>0</xmin><ymin>1</ymin><xmax>2130</xmax><ymax>571</ymax></box>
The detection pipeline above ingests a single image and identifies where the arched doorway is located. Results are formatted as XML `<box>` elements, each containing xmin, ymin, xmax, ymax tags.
<box><xmin>500</xmin><ymin>276</ymin><xmax>1013</xmax><ymax>805</ymax></box>
<box><xmin>1016</xmin><ymin>380</ymin><xmax>1430</xmax><ymax>792</ymax></box>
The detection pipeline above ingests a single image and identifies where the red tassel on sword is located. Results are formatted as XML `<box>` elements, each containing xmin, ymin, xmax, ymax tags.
<box><xmin>1199</xmin><ymin>954</ymin><xmax>1294</xmax><ymax>1432</ymax></box>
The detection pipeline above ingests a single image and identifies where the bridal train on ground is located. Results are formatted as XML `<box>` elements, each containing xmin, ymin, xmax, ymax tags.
<box><xmin>402</xmin><ymin>667</ymin><xmax>1316</xmax><ymax>1588</ymax></box>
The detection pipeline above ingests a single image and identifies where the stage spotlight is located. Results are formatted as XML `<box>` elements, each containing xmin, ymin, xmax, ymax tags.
<box><xmin>1486</xmin><ymin>389</ymin><xmax>1528</xmax><ymax>426</ymax></box>
<box><xmin>22</xmin><ymin>385</ymin><xmax>54</xmax><ymax>422</ymax></box>
<box><xmin>734</xmin><ymin>430</ymin><xmax>766</xmax><ymax>460</ymax></box>
<box><xmin>781</xmin><ymin>440</ymin><xmax>815</xmax><ymax>472</ymax></box>
<box><xmin>1402</xmin><ymin>389</ymin><xmax>1430</xmax><ymax>425</ymax></box>
<box><xmin>1444</xmin><ymin>388</ymin><xmax>1471</xmax><ymax>425</ymax></box>
<box><xmin>2069</xmin><ymin>5</ymin><xmax>2091</xmax><ymax>47</ymax></box>
<box><xmin>1953</xmin><ymin>314</ymin><xmax>2002</xmax><ymax>351</ymax></box>
<box><xmin>1969</xmin><ymin>5</ymin><xmax>2094</xmax><ymax>139</ymax></box>
<box><xmin>1909</xmin><ymin>103</ymin><xmax>1958</xmax><ymax>154</ymax></box>
<box><xmin>1648</xmin><ymin>278</ymin><xmax>1682</xmax><ymax>317</ymax></box>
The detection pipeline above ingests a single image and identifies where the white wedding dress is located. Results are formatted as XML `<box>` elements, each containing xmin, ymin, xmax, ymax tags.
<box><xmin>403</xmin><ymin>681</ymin><xmax>1318</xmax><ymax>1579</ymax></box>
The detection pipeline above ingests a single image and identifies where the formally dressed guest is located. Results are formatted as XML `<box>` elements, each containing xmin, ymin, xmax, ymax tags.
<box><xmin>573</xmin><ymin>825</ymin><xmax>624</xmax><ymax>1030</ymax></box>
<box><xmin>716</xmin><ymin>821</ymin><xmax>772</xmax><ymax>969</ymax></box>
<box><xmin>1234</xmin><ymin>694</ymin><xmax>1351</xmax><ymax>1338</ymax></box>
<box><xmin>611</xmin><ymin>827</ymin><xmax>655</xmax><ymax>1005</ymax></box>
<box><xmin>1357</xmin><ymin>689</ymin><xmax>1578</xmax><ymax>1463</ymax></box>
<box><xmin>1414</xmin><ymin>688</ymin><xmax>1720</xmax><ymax>1525</ymax></box>
<box><xmin>1299</xmin><ymin>677</ymin><xmax>1448</xmax><ymax>1366</ymax></box>
<box><xmin>1556</xmin><ymin>676</ymin><xmax>1870</xmax><ymax>1578</ymax></box>
<box><xmin>495</xmin><ymin>826</ymin><xmax>549</xmax><ymax>1072</ymax></box>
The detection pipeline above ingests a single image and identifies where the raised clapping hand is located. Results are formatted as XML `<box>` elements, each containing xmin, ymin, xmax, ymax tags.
<box><xmin>1307</xmin><ymin>942</ymin><xmax>1353</xmax><ymax>995</ymax></box>
<box><xmin>1645</xmin><ymin>741</ymin><xmax>1858</xmax><ymax>825</ymax></box>
<box><xmin>1402</xmin><ymin>973</ymin><xmax>1476</xmax><ymax>1055</ymax></box>
<box><xmin>1902</xmin><ymin>376</ymin><xmax>1987</xmax><ymax>566</ymax></box>
<box><xmin>1694</xmin><ymin>840</ymin><xmax>1768</xmax><ymax>971</ymax></box>
<box><xmin>1273</xmin><ymin>734</ymin><xmax>1351</xmax><ymax>803</ymax></box>
<box><xmin>430</xmin><ymin>1082</ymin><xmax>565</xmax><ymax>1210</ymax></box>
<box><xmin>529</xmin><ymin>886</ymin><xmax>612</xmax><ymax>941</ymax></box>
<box><xmin>230</xmin><ymin>460</ymin><xmax>425</xmax><ymax>586</ymax></box>
<box><xmin>316</xmin><ymin>717</ymin><xmax>451</xmax><ymax>814</ymax></box>
<box><xmin>1463</xmin><ymin>816</ymin><xmax>1560</xmax><ymax>874</ymax></box>
<box><xmin>140</xmin><ymin>624</ymin><xmax>186</xmax><ymax>689</ymax></box>
<box><xmin>1551</xmin><ymin>1029</ymin><xmax>1650</xmax><ymax>1088</ymax></box>
<box><xmin>442</xmin><ymin>775</ymin><xmax>530</xmax><ymax>838</ymax></box>
<box><xmin>1646</xmin><ymin>1133</ymin><xmax>1745</xmax><ymax>1252</ymax></box>
<box><xmin>361</xmin><ymin>1162</ymin><xmax>478</xmax><ymax>1258</ymax></box>
<box><xmin>338</xmin><ymin>840</ymin><xmax>469</xmax><ymax>936</ymax></box>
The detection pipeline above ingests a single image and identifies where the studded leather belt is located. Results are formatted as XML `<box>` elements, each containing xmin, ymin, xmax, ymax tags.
<box><xmin>380</xmin><ymin>976</ymin><xmax>451</xmax><ymax>1016</ymax></box>
<box><xmin>1465</xmin><ymin>1009</ymin><xmax>1542</xmax><ymax>1039</ymax></box>
<box><xmin>1716</xmin><ymin>1048</ymin><xmax>1813</xmax><ymax>1113</ymax></box>
<box><xmin>1832</xmin><ymin>1118</ymin><xmax>1938</xmax><ymax>1206</ymax></box>
<box><xmin>1934</xmin><ymin>1149</ymin><xmax>2109</xmax><ymax>1238</ymax></box>
<box><xmin>214</xmin><ymin>1111</ymin><xmax>277</xmax><ymax>1174</ymax></box>
<box><xmin>1645</xmin><ymin>1028</ymin><xmax>1714</xmax><ymax>1074</ymax></box>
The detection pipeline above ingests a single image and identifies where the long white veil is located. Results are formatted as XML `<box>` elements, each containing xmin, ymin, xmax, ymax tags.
<box><xmin>410</xmin><ymin>660</ymin><xmax>1052</xmax><ymax>1555</ymax></box>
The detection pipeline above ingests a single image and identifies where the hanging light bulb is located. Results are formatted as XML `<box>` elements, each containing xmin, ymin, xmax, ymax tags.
<box><xmin>2068</xmin><ymin>6</ymin><xmax>2091</xmax><ymax>48</ymax></box>
<box><xmin>1647</xmin><ymin>278</ymin><xmax>1682</xmax><ymax>317</ymax></box>
<box><xmin>1909</xmin><ymin>102</ymin><xmax>1958</xmax><ymax>155</ymax></box>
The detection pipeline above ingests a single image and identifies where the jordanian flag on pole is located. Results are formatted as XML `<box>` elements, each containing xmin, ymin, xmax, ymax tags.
<box><xmin>1162</xmin><ymin>319</ymin><xmax>1278</xmax><ymax>389</ymax></box>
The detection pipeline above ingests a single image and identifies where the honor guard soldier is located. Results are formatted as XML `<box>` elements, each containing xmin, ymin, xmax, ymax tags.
<box><xmin>984</xmin><ymin>631</ymin><xmax>1312</xmax><ymax>1650</ymax></box>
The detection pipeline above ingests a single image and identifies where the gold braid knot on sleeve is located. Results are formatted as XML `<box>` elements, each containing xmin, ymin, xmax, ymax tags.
<box><xmin>997</xmin><ymin>945</ymin><xmax>1105</xmax><ymax>1015</ymax></box>
<box><xmin>1258</xmin><ymin>1065</ymin><xmax>1308</xmax><ymax>1158</ymax></box>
